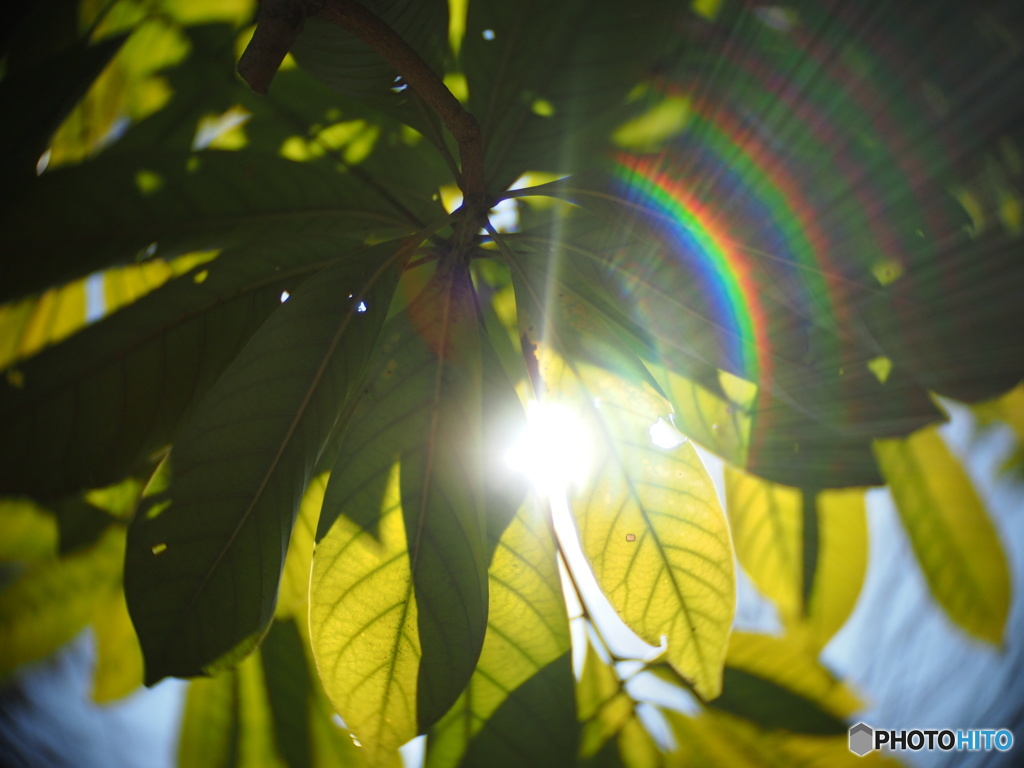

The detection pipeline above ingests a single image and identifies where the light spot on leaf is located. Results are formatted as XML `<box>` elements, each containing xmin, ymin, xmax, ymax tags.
<box><xmin>532</xmin><ymin>99</ymin><xmax>555</xmax><ymax>117</ymax></box>
<box><xmin>151</xmin><ymin>542</ymin><xmax>167</xmax><ymax>555</ymax></box>
<box><xmin>443</xmin><ymin>72</ymin><xmax>469</xmax><ymax>102</ymax></box>
<box><xmin>6</xmin><ymin>369</ymin><xmax>25</xmax><ymax>388</ymax></box>
<box><xmin>193</xmin><ymin>269</ymin><xmax>209</xmax><ymax>285</ymax></box>
<box><xmin>871</xmin><ymin>259</ymin><xmax>903</xmax><ymax>286</ymax></box>
<box><xmin>135</xmin><ymin>170</ymin><xmax>163</xmax><ymax>195</ymax></box>
<box><xmin>867</xmin><ymin>355</ymin><xmax>892</xmax><ymax>384</ymax></box>
<box><xmin>649</xmin><ymin>417</ymin><xmax>687</xmax><ymax>449</ymax></box>
<box><xmin>482</xmin><ymin>28</ymin><xmax>496</xmax><ymax>40</ymax></box>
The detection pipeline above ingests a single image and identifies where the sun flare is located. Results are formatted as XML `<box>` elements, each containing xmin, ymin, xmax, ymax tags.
<box><xmin>505</xmin><ymin>401</ymin><xmax>592</xmax><ymax>494</ymax></box>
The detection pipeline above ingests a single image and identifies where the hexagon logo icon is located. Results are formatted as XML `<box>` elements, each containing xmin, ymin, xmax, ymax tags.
<box><xmin>849</xmin><ymin>722</ymin><xmax>874</xmax><ymax>756</ymax></box>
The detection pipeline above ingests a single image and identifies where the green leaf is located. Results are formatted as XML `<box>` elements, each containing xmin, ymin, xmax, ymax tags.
<box><xmin>126</xmin><ymin>240</ymin><xmax>406</xmax><ymax>683</ymax></box>
<box><xmin>261</xmin><ymin>621</ymin><xmax>313</xmax><ymax>768</ymax></box>
<box><xmin>709</xmin><ymin>667</ymin><xmax>847</xmax><ymax>736</ymax></box>
<box><xmin>311</xmin><ymin>259</ymin><xmax>489</xmax><ymax>759</ymax></box>
<box><xmin>91</xmin><ymin>586</ymin><xmax>145</xmax><ymax>702</ymax></box>
<box><xmin>874</xmin><ymin>426</ymin><xmax>1011</xmax><ymax>644</ymax></box>
<box><xmin>177</xmin><ymin>616</ymin><xmax>375</xmax><ymax>768</ymax></box>
<box><xmin>0</xmin><ymin>149</ymin><xmax>415</xmax><ymax>302</ymax></box>
<box><xmin>290</xmin><ymin>0</ymin><xmax>449</xmax><ymax>133</ymax></box>
<box><xmin>236</xmin><ymin>650</ymin><xmax>288</xmax><ymax>768</ymax></box>
<box><xmin>178</xmin><ymin>672</ymin><xmax>237</xmax><ymax>768</ymax></box>
<box><xmin>51</xmin><ymin>496</ymin><xmax>118</xmax><ymax>555</ymax></box>
<box><xmin>721</xmin><ymin>633</ymin><xmax>861</xmax><ymax>722</ymax></box>
<box><xmin>0</xmin><ymin>499</ymin><xmax>58</xmax><ymax>562</ymax></box>
<box><xmin>576</xmin><ymin>643</ymin><xmax>658</xmax><ymax>765</ymax></box>
<box><xmin>462</xmin><ymin>0</ymin><xmax>683</xmax><ymax>188</ymax></box>
<box><xmin>0</xmin><ymin>34</ymin><xmax>127</xmax><ymax>182</ymax></box>
<box><xmin>426</xmin><ymin>500</ymin><xmax>577</xmax><ymax>768</ymax></box>
<box><xmin>0</xmin><ymin>234</ymin><xmax>357</xmax><ymax>498</ymax></box>
<box><xmin>724</xmin><ymin>470</ymin><xmax>868</xmax><ymax>650</ymax></box>
<box><xmin>973</xmin><ymin>384</ymin><xmax>1024</xmax><ymax>478</ymax></box>
<box><xmin>501</xmin><ymin>210</ymin><xmax>924</xmax><ymax>488</ymax></box>
<box><xmin>0</xmin><ymin>525</ymin><xmax>124</xmax><ymax>677</ymax></box>
<box><xmin>507</xmin><ymin>239</ymin><xmax>734</xmax><ymax>699</ymax></box>
<box><xmin>665</xmin><ymin>708</ymin><xmax>893</xmax><ymax>768</ymax></box>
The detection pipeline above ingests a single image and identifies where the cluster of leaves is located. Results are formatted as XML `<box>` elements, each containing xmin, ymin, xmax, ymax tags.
<box><xmin>1</xmin><ymin>0</ymin><xmax>1023</xmax><ymax>766</ymax></box>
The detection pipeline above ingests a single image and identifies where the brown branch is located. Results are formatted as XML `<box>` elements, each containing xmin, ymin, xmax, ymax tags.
<box><xmin>237</xmin><ymin>0</ymin><xmax>487</xmax><ymax>206</ymax></box>
<box><xmin>237</xmin><ymin>0</ymin><xmax>322</xmax><ymax>95</ymax></box>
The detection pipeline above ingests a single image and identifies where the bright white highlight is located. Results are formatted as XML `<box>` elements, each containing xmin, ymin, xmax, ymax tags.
<box><xmin>279</xmin><ymin>290</ymin><xmax>290</xmax><ymax>303</ymax></box>
<box><xmin>649</xmin><ymin>417</ymin><xmax>687</xmax><ymax>449</ymax></box>
<box><xmin>505</xmin><ymin>401</ymin><xmax>592</xmax><ymax>494</ymax></box>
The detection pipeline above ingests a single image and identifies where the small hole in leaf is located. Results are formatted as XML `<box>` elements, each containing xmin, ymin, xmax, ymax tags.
<box><xmin>626</xmin><ymin>533</ymin><xmax>636</xmax><ymax>542</ymax></box>
<box><xmin>280</xmin><ymin>290</ymin><xmax>290</xmax><ymax>303</ymax></box>
<box><xmin>482</xmin><ymin>29</ymin><xmax>496</xmax><ymax>40</ymax></box>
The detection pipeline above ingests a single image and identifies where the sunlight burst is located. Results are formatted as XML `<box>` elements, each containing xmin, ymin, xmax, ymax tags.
<box><xmin>505</xmin><ymin>401</ymin><xmax>592</xmax><ymax>494</ymax></box>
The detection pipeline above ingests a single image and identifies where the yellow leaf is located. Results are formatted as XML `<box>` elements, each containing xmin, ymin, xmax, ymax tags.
<box><xmin>91</xmin><ymin>586</ymin><xmax>144</xmax><ymax>702</ymax></box>
<box><xmin>275</xmin><ymin>473</ymin><xmax>325</xmax><ymax>620</ymax></box>
<box><xmin>427</xmin><ymin>500</ymin><xmax>572</xmax><ymax>768</ymax></box>
<box><xmin>651</xmin><ymin>364</ymin><xmax>751</xmax><ymax>468</ymax></box>
<box><xmin>510</xmin><ymin>251</ymin><xmax>734</xmax><ymax>700</ymax></box>
<box><xmin>578</xmin><ymin>643</ymin><xmax>634</xmax><ymax>758</ymax></box>
<box><xmin>666</xmin><ymin>709</ymin><xmax>898</xmax><ymax>767</ymax></box>
<box><xmin>0</xmin><ymin>498</ymin><xmax>58</xmax><ymax>561</ymax></box>
<box><xmin>310</xmin><ymin>463</ymin><xmax>420</xmax><ymax>763</ymax></box>
<box><xmin>875</xmin><ymin>426</ymin><xmax>1011</xmax><ymax>644</ymax></box>
<box><xmin>562</xmin><ymin>363</ymin><xmax>733</xmax><ymax>699</ymax></box>
<box><xmin>725</xmin><ymin>633</ymin><xmax>861</xmax><ymax>719</ymax></box>
<box><xmin>973</xmin><ymin>384</ymin><xmax>1024</xmax><ymax>476</ymax></box>
<box><xmin>178</xmin><ymin>673</ymin><xmax>236</xmax><ymax>768</ymax></box>
<box><xmin>724</xmin><ymin>469</ymin><xmax>868</xmax><ymax>650</ymax></box>
<box><xmin>237</xmin><ymin>652</ymin><xmax>287</xmax><ymax>768</ymax></box>
<box><xmin>0</xmin><ymin>526</ymin><xmax>124</xmax><ymax>676</ymax></box>
<box><xmin>0</xmin><ymin>278</ymin><xmax>88</xmax><ymax>369</ymax></box>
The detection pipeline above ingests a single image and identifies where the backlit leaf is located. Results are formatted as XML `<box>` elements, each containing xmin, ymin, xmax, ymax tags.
<box><xmin>274</xmin><ymin>473</ymin><xmax>326</xmax><ymax>621</ymax></box>
<box><xmin>0</xmin><ymin>235</ymin><xmax>353</xmax><ymax>498</ymax></box>
<box><xmin>312</xmin><ymin>259</ymin><xmax>488</xmax><ymax>760</ymax></box>
<box><xmin>0</xmin><ymin>525</ymin><xmax>124</xmax><ymax>677</ymax></box>
<box><xmin>0</xmin><ymin>149</ymin><xmax>414</xmax><ymax>302</ymax></box>
<box><xmin>722</xmin><ymin>633</ymin><xmax>861</xmax><ymax>721</ymax></box>
<box><xmin>725</xmin><ymin>469</ymin><xmax>868</xmax><ymax>650</ymax></box>
<box><xmin>462</xmin><ymin>0</ymin><xmax>683</xmax><ymax>188</ymax></box>
<box><xmin>507</xmin><ymin>240</ymin><xmax>734</xmax><ymax>700</ymax></box>
<box><xmin>0</xmin><ymin>33</ymin><xmax>126</xmax><ymax>182</ymax></box>
<box><xmin>291</xmin><ymin>0</ymin><xmax>449</xmax><ymax>137</ymax></box>
<box><xmin>91</xmin><ymin>585</ymin><xmax>145</xmax><ymax>702</ymax></box>
<box><xmin>0</xmin><ymin>499</ymin><xmax>58</xmax><ymax>562</ymax></box>
<box><xmin>665</xmin><ymin>708</ymin><xmax>895</xmax><ymax>768</ymax></box>
<box><xmin>874</xmin><ymin>426</ymin><xmax>1011</xmax><ymax>644</ymax></box>
<box><xmin>178</xmin><ymin>672</ymin><xmax>237</xmax><ymax>768</ymax></box>
<box><xmin>426</xmin><ymin>500</ymin><xmax>577</xmax><ymax>768</ymax></box>
<box><xmin>236</xmin><ymin>651</ymin><xmax>288</xmax><ymax>768</ymax></box>
<box><xmin>577</xmin><ymin>642</ymin><xmax>659</xmax><ymax>766</ymax></box>
<box><xmin>126</xmin><ymin>240</ymin><xmax>406</xmax><ymax>683</ymax></box>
